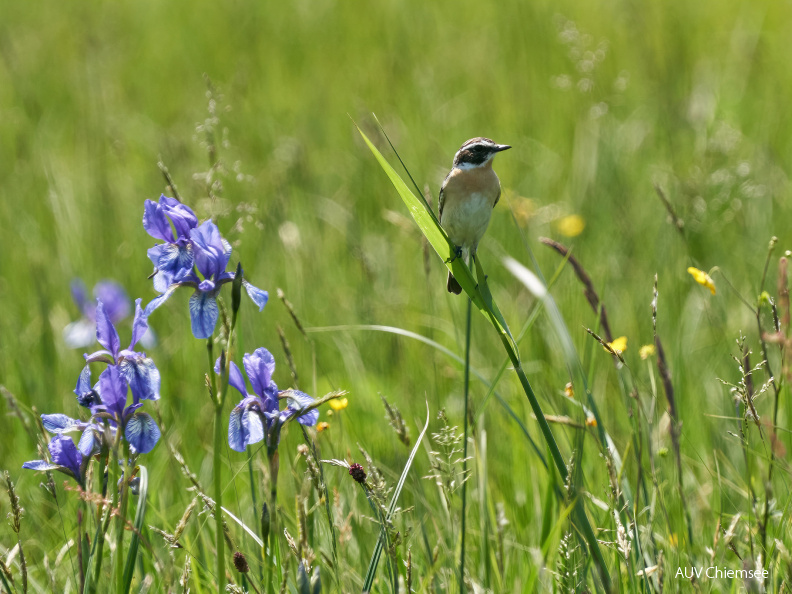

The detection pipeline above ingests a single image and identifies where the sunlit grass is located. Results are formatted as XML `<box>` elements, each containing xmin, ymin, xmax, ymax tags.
<box><xmin>2</xmin><ymin>0</ymin><xmax>792</xmax><ymax>591</ymax></box>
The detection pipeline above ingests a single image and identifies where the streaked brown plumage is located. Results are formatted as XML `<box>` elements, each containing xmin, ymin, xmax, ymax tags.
<box><xmin>438</xmin><ymin>137</ymin><xmax>510</xmax><ymax>294</ymax></box>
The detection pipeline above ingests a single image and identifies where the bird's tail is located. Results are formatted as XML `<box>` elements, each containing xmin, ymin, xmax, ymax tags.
<box><xmin>447</xmin><ymin>271</ymin><xmax>463</xmax><ymax>294</ymax></box>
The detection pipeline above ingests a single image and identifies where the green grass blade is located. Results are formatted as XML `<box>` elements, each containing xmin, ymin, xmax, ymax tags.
<box><xmin>221</xmin><ymin>505</ymin><xmax>264</xmax><ymax>548</ymax></box>
<box><xmin>362</xmin><ymin>400</ymin><xmax>431</xmax><ymax>593</ymax></box>
<box><xmin>122</xmin><ymin>465</ymin><xmax>148</xmax><ymax>594</ymax></box>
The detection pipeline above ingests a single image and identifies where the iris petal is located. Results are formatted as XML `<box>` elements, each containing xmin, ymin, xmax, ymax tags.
<box><xmin>42</xmin><ymin>414</ymin><xmax>79</xmax><ymax>434</ymax></box>
<box><xmin>144</xmin><ymin>285</ymin><xmax>179</xmax><ymax>317</ymax></box>
<box><xmin>213</xmin><ymin>357</ymin><xmax>248</xmax><ymax>396</ymax></box>
<box><xmin>119</xmin><ymin>355</ymin><xmax>161</xmax><ymax>402</ymax></box>
<box><xmin>243</xmin><ymin>348</ymin><xmax>276</xmax><ymax>399</ymax></box>
<box><xmin>285</xmin><ymin>390</ymin><xmax>319</xmax><ymax>426</ymax></box>
<box><xmin>228</xmin><ymin>406</ymin><xmax>246</xmax><ymax>452</ymax></box>
<box><xmin>143</xmin><ymin>198</ymin><xmax>176</xmax><ymax>242</ymax></box>
<box><xmin>189</xmin><ymin>291</ymin><xmax>219</xmax><ymax>339</ymax></box>
<box><xmin>243</xmin><ymin>281</ymin><xmax>269</xmax><ymax>312</ymax></box>
<box><xmin>190</xmin><ymin>221</ymin><xmax>231</xmax><ymax>280</ymax></box>
<box><xmin>125</xmin><ymin>412</ymin><xmax>161</xmax><ymax>454</ymax></box>
<box><xmin>75</xmin><ymin>365</ymin><xmax>92</xmax><ymax>397</ymax></box>
<box><xmin>228</xmin><ymin>361</ymin><xmax>247</xmax><ymax>396</ymax></box>
<box><xmin>94</xmin><ymin>282</ymin><xmax>131</xmax><ymax>323</ymax></box>
<box><xmin>78</xmin><ymin>428</ymin><xmax>99</xmax><ymax>457</ymax></box>
<box><xmin>70</xmin><ymin>279</ymin><xmax>90</xmax><ymax>316</ymax></box>
<box><xmin>242</xmin><ymin>409</ymin><xmax>265</xmax><ymax>448</ymax></box>
<box><xmin>129</xmin><ymin>299</ymin><xmax>149</xmax><ymax>349</ymax></box>
<box><xmin>48</xmin><ymin>434</ymin><xmax>83</xmax><ymax>480</ymax></box>
<box><xmin>98</xmin><ymin>366</ymin><xmax>128</xmax><ymax>419</ymax></box>
<box><xmin>22</xmin><ymin>460</ymin><xmax>60</xmax><ymax>472</ymax></box>
<box><xmin>95</xmin><ymin>301</ymin><xmax>121</xmax><ymax>357</ymax></box>
<box><xmin>159</xmin><ymin>195</ymin><xmax>198</xmax><ymax>240</ymax></box>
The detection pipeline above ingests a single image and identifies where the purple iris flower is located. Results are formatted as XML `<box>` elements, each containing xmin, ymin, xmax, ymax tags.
<box><xmin>80</xmin><ymin>299</ymin><xmax>160</xmax><ymax>403</ymax></box>
<box><xmin>72</xmin><ymin>363</ymin><xmax>160</xmax><ymax>455</ymax></box>
<box><xmin>219</xmin><ymin>348</ymin><xmax>318</xmax><ymax>453</ymax></box>
<box><xmin>95</xmin><ymin>365</ymin><xmax>161</xmax><ymax>454</ymax></box>
<box><xmin>145</xmin><ymin>219</ymin><xmax>269</xmax><ymax>339</ymax></box>
<box><xmin>70</xmin><ymin>299</ymin><xmax>161</xmax><ymax>453</ymax></box>
<box><xmin>23</xmin><ymin>434</ymin><xmax>87</xmax><ymax>487</ymax></box>
<box><xmin>22</xmin><ymin>413</ymin><xmax>106</xmax><ymax>486</ymax></box>
<box><xmin>39</xmin><ymin>413</ymin><xmax>103</xmax><ymax>458</ymax></box>
<box><xmin>143</xmin><ymin>195</ymin><xmax>199</xmax><ymax>292</ymax></box>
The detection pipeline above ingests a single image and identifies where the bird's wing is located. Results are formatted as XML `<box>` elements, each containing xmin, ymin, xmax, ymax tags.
<box><xmin>438</xmin><ymin>170</ymin><xmax>453</xmax><ymax>222</ymax></box>
<box><xmin>493</xmin><ymin>184</ymin><xmax>501</xmax><ymax>208</ymax></box>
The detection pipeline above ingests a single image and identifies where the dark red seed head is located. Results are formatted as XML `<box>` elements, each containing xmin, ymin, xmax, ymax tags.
<box><xmin>233</xmin><ymin>551</ymin><xmax>249</xmax><ymax>573</ymax></box>
<box><xmin>349</xmin><ymin>463</ymin><xmax>367</xmax><ymax>484</ymax></box>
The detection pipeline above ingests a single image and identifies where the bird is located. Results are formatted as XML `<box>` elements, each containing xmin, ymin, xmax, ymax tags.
<box><xmin>438</xmin><ymin>137</ymin><xmax>511</xmax><ymax>294</ymax></box>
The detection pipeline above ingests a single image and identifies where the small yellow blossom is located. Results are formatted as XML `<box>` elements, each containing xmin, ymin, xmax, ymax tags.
<box><xmin>606</xmin><ymin>336</ymin><xmax>628</xmax><ymax>354</ymax></box>
<box><xmin>556</xmin><ymin>214</ymin><xmax>586</xmax><ymax>237</ymax></box>
<box><xmin>585</xmin><ymin>417</ymin><xmax>597</xmax><ymax>428</ymax></box>
<box><xmin>687</xmin><ymin>267</ymin><xmax>716</xmax><ymax>294</ymax></box>
<box><xmin>668</xmin><ymin>533</ymin><xmax>678</xmax><ymax>548</ymax></box>
<box><xmin>639</xmin><ymin>344</ymin><xmax>655</xmax><ymax>360</ymax></box>
<box><xmin>564</xmin><ymin>382</ymin><xmax>574</xmax><ymax>398</ymax></box>
<box><xmin>316</xmin><ymin>421</ymin><xmax>330</xmax><ymax>432</ymax></box>
<box><xmin>329</xmin><ymin>397</ymin><xmax>348</xmax><ymax>412</ymax></box>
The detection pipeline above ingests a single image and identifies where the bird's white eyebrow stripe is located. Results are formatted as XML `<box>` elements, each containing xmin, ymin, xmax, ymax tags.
<box><xmin>462</xmin><ymin>142</ymin><xmax>495</xmax><ymax>152</ymax></box>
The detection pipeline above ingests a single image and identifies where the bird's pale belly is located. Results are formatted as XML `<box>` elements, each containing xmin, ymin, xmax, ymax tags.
<box><xmin>442</xmin><ymin>192</ymin><xmax>494</xmax><ymax>252</ymax></box>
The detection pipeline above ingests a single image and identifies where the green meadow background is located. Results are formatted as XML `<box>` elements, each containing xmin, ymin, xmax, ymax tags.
<box><xmin>2</xmin><ymin>0</ymin><xmax>792</xmax><ymax>591</ymax></box>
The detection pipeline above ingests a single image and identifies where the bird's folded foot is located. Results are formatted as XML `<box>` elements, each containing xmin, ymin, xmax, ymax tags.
<box><xmin>444</xmin><ymin>245</ymin><xmax>463</xmax><ymax>264</ymax></box>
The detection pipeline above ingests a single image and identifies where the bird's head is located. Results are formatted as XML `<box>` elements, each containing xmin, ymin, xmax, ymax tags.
<box><xmin>452</xmin><ymin>137</ymin><xmax>511</xmax><ymax>169</ymax></box>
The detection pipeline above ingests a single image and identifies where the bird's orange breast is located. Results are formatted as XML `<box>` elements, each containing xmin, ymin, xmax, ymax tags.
<box><xmin>442</xmin><ymin>164</ymin><xmax>501</xmax><ymax>205</ymax></box>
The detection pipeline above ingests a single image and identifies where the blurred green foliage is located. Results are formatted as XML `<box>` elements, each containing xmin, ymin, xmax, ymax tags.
<box><xmin>1</xmin><ymin>0</ymin><xmax>792</xmax><ymax>590</ymax></box>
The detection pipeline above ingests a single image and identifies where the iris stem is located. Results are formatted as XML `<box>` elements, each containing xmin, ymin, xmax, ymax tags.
<box><xmin>265</xmin><ymin>450</ymin><xmax>280</xmax><ymax>594</ymax></box>
<box><xmin>114</xmin><ymin>440</ymin><xmax>130</xmax><ymax>593</ymax></box>
<box><xmin>208</xmin><ymin>337</ymin><xmax>226</xmax><ymax>592</ymax></box>
<box><xmin>213</xmin><ymin>400</ymin><xmax>225</xmax><ymax>591</ymax></box>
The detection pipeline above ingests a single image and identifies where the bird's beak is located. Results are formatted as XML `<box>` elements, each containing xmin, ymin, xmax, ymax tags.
<box><xmin>495</xmin><ymin>144</ymin><xmax>512</xmax><ymax>152</ymax></box>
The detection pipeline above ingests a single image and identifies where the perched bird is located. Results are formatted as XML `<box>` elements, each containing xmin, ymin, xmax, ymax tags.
<box><xmin>438</xmin><ymin>137</ymin><xmax>511</xmax><ymax>294</ymax></box>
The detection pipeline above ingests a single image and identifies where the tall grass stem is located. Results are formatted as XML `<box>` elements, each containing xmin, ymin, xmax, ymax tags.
<box><xmin>459</xmin><ymin>261</ymin><xmax>473</xmax><ymax>593</ymax></box>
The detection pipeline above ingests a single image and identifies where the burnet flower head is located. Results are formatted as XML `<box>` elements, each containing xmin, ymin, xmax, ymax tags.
<box><xmin>142</xmin><ymin>195</ymin><xmax>268</xmax><ymax>339</ymax></box>
<box><xmin>218</xmin><ymin>347</ymin><xmax>318</xmax><ymax>453</ymax></box>
<box><xmin>24</xmin><ymin>299</ymin><xmax>162</xmax><ymax>484</ymax></box>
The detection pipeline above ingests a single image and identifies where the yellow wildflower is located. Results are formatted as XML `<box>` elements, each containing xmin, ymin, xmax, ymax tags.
<box><xmin>585</xmin><ymin>417</ymin><xmax>597</xmax><ymax>428</ymax></box>
<box><xmin>556</xmin><ymin>214</ymin><xmax>586</xmax><ymax>237</ymax></box>
<box><xmin>564</xmin><ymin>382</ymin><xmax>574</xmax><ymax>398</ymax></box>
<box><xmin>607</xmin><ymin>336</ymin><xmax>628</xmax><ymax>354</ymax></box>
<box><xmin>316</xmin><ymin>421</ymin><xmax>330</xmax><ymax>432</ymax></box>
<box><xmin>687</xmin><ymin>267</ymin><xmax>716</xmax><ymax>294</ymax></box>
<box><xmin>668</xmin><ymin>533</ymin><xmax>678</xmax><ymax>548</ymax></box>
<box><xmin>329</xmin><ymin>397</ymin><xmax>348</xmax><ymax>412</ymax></box>
<box><xmin>639</xmin><ymin>344</ymin><xmax>655</xmax><ymax>360</ymax></box>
